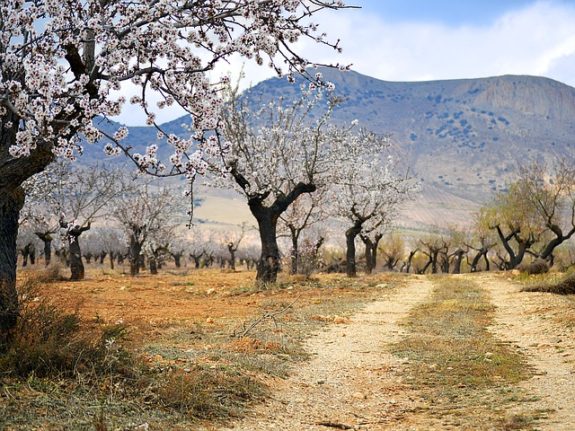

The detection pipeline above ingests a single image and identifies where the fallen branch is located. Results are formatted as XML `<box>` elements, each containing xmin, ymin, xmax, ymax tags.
<box><xmin>315</xmin><ymin>422</ymin><xmax>355</xmax><ymax>430</ymax></box>
<box><xmin>231</xmin><ymin>295</ymin><xmax>301</xmax><ymax>338</ymax></box>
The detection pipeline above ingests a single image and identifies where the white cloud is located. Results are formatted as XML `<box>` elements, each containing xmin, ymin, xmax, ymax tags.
<box><xmin>319</xmin><ymin>0</ymin><xmax>575</xmax><ymax>85</ymax></box>
<box><xmin>113</xmin><ymin>0</ymin><xmax>575</xmax><ymax>125</ymax></box>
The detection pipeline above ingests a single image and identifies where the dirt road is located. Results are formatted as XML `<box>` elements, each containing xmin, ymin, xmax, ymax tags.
<box><xmin>483</xmin><ymin>274</ymin><xmax>575</xmax><ymax>430</ymax></box>
<box><xmin>221</xmin><ymin>277</ymin><xmax>434</xmax><ymax>431</ymax></box>
<box><xmin>219</xmin><ymin>274</ymin><xmax>575</xmax><ymax>431</ymax></box>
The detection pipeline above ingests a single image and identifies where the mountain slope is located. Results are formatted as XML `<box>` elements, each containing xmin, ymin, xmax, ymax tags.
<box><xmin>88</xmin><ymin>69</ymin><xmax>575</xmax><ymax>230</ymax></box>
<box><xmin>245</xmin><ymin>69</ymin><xmax>575</xmax><ymax>201</ymax></box>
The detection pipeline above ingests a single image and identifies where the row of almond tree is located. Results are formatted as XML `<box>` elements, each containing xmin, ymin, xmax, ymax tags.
<box><xmin>374</xmin><ymin>161</ymin><xmax>575</xmax><ymax>275</ymax></box>
<box><xmin>17</xmin><ymin>89</ymin><xmax>416</xmax><ymax>283</ymax></box>
<box><xmin>0</xmin><ymin>0</ymin><xmax>361</xmax><ymax>338</ymax></box>
<box><xmin>20</xmin><ymin>151</ymin><xmax>575</xmax><ymax>281</ymax></box>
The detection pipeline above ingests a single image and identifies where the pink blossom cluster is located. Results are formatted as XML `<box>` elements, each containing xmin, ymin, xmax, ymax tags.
<box><xmin>1</xmin><ymin>0</ymin><xmax>348</xmax><ymax>178</ymax></box>
<box><xmin>0</xmin><ymin>0</ymin><xmax>345</xmax><ymax>175</ymax></box>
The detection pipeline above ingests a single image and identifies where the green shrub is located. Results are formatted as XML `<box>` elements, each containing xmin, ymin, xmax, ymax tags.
<box><xmin>518</xmin><ymin>259</ymin><xmax>549</xmax><ymax>275</ymax></box>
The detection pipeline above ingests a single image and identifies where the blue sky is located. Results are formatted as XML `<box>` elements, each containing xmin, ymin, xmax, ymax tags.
<box><xmin>116</xmin><ymin>0</ymin><xmax>575</xmax><ymax>125</ymax></box>
<box><xmin>359</xmin><ymin>0</ymin><xmax>542</xmax><ymax>26</ymax></box>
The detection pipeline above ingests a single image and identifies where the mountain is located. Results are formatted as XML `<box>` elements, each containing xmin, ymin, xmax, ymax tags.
<box><xmin>86</xmin><ymin>69</ymin><xmax>575</xmax><ymax>231</ymax></box>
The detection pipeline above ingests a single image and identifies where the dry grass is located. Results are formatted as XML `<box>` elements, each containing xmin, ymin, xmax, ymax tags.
<box><xmin>522</xmin><ymin>273</ymin><xmax>575</xmax><ymax>295</ymax></box>
<box><xmin>2</xmin><ymin>266</ymin><xmax>401</xmax><ymax>430</ymax></box>
<box><xmin>0</xmin><ymin>278</ymin><xmax>132</xmax><ymax>378</ymax></box>
<box><xmin>392</xmin><ymin>277</ymin><xmax>537</xmax><ymax>430</ymax></box>
<box><xmin>518</xmin><ymin>259</ymin><xmax>549</xmax><ymax>275</ymax></box>
<box><xmin>156</xmin><ymin>366</ymin><xmax>265</xmax><ymax>421</ymax></box>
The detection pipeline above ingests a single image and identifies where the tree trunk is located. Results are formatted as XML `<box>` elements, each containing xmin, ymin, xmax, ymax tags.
<box><xmin>470</xmin><ymin>248</ymin><xmax>489</xmax><ymax>272</ymax></box>
<box><xmin>289</xmin><ymin>226</ymin><xmax>299</xmax><ymax>275</ymax></box>
<box><xmin>149</xmin><ymin>256</ymin><xmax>158</xmax><ymax>274</ymax></box>
<box><xmin>405</xmin><ymin>250</ymin><xmax>417</xmax><ymax>273</ymax></box>
<box><xmin>99</xmin><ymin>252</ymin><xmax>106</xmax><ymax>265</ymax></box>
<box><xmin>493</xmin><ymin>226</ymin><xmax>534</xmax><ymax>270</ymax></box>
<box><xmin>470</xmin><ymin>251</ymin><xmax>482</xmax><ymax>272</ymax></box>
<box><xmin>129</xmin><ymin>234</ymin><xmax>142</xmax><ymax>276</ymax></box>
<box><xmin>371</xmin><ymin>234</ymin><xmax>383</xmax><ymax>271</ymax></box>
<box><xmin>252</xmin><ymin>208</ymin><xmax>281</xmax><ymax>283</ymax></box>
<box><xmin>345</xmin><ymin>223</ymin><xmax>362</xmax><ymax>277</ymax></box>
<box><xmin>29</xmin><ymin>246</ymin><xmax>36</xmax><ymax>265</ymax></box>
<box><xmin>22</xmin><ymin>246</ymin><xmax>29</xmax><ymax>267</ymax></box>
<box><xmin>0</xmin><ymin>187</ymin><xmax>25</xmax><ymax>340</ymax></box>
<box><xmin>36</xmin><ymin>233</ymin><xmax>53</xmax><ymax>266</ymax></box>
<box><xmin>68</xmin><ymin>234</ymin><xmax>85</xmax><ymax>280</ymax></box>
<box><xmin>539</xmin><ymin>225</ymin><xmax>575</xmax><ymax>262</ymax></box>
<box><xmin>228</xmin><ymin>246</ymin><xmax>236</xmax><ymax>270</ymax></box>
<box><xmin>173</xmin><ymin>253</ymin><xmax>182</xmax><ymax>268</ymax></box>
<box><xmin>109</xmin><ymin>252</ymin><xmax>115</xmax><ymax>270</ymax></box>
<box><xmin>64</xmin><ymin>223</ymin><xmax>90</xmax><ymax>281</ymax></box>
<box><xmin>361</xmin><ymin>235</ymin><xmax>374</xmax><ymax>275</ymax></box>
<box><xmin>483</xmin><ymin>253</ymin><xmax>490</xmax><ymax>271</ymax></box>
<box><xmin>451</xmin><ymin>250</ymin><xmax>465</xmax><ymax>274</ymax></box>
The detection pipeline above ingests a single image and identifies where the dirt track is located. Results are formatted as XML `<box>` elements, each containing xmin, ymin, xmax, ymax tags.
<box><xmin>219</xmin><ymin>274</ymin><xmax>575</xmax><ymax>431</ymax></box>
<box><xmin>220</xmin><ymin>277</ymin><xmax>434</xmax><ymax>431</ymax></box>
<box><xmin>484</xmin><ymin>274</ymin><xmax>575</xmax><ymax>430</ymax></box>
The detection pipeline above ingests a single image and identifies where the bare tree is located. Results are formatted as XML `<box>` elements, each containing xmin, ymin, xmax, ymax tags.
<box><xmin>223</xmin><ymin>223</ymin><xmax>247</xmax><ymax>271</ymax></box>
<box><xmin>419</xmin><ymin>235</ymin><xmax>448</xmax><ymax>274</ymax></box>
<box><xmin>479</xmin><ymin>172</ymin><xmax>542</xmax><ymax>269</ymax></box>
<box><xmin>380</xmin><ymin>234</ymin><xmax>405</xmax><ymax>272</ymax></box>
<box><xmin>517</xmin><ymin>162</ymin><xmax>575</xmax><ymax>265</ymax></box>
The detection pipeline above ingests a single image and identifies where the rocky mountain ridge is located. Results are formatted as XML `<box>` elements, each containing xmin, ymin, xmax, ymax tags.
<box><xmin>91</xmin><ymin>69</ymin><xmax>575</xmax><ymax>229</ymax></box>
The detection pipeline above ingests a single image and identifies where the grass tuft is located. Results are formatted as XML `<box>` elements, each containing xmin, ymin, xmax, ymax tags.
<box><xmin>157</xmin><ymin>366</ymin><xmax>265</xmax><ymax>420</ymax></box>
<box><xmin>0</xmin><ymin>278</ymin><xmax>132</xmax><ymax>379</ymax></box>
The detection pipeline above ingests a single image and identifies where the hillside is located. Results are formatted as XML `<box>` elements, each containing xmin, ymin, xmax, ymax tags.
<box><xmin>91</xmin><ymin>69</ymin><xmax>575</xmax><ymax>230</ymax></box>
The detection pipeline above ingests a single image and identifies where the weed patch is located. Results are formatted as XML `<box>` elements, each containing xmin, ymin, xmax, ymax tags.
<box><xmin>157</xmin><ymin>366</ymin><xmax>265</xmax><ymax>420</ymax></box>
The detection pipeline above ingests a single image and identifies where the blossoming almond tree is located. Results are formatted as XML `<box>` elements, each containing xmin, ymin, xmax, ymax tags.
<box><xmin>329</xmin><ymin>131</ymin><xmax>415</xmax><ymax>277</ymax></box>
<box><xmin>0</xmin><ymin>0</ymin><xmax>350</xmax><ymax>335</ymax></box>
<box><xmin>112</xmin><ymin>183</ymin><xmax>181</xmax><ymax>276</ymax></box>
<box><xmin>24</xmin><ymin>161</ymin><xmax>126</xmax><ymax>280</ymax></box>
<box><xmin>217</xmin><ymin>86</ymin><xmax>350</xmax><ymax>283</ymax></box>
<box><xmin>279</xmin><ymin>188</ymin><xmax>328</xmax><ymax>274</ymax></box>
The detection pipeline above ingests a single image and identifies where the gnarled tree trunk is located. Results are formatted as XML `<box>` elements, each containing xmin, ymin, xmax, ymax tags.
<box><xmin>129</xmin><ymin>233</ymin><xmax>142</xmax><ymax>276</ymax></box>
<box><xmin>451</xmin><ymin>249</ymin><xmax>466</xmax><ymax>274</ymax></box>
<box><xmin>345</xmin><ymin>222</ymin><xmax>362</xmax><ymax>277</ymax></box>
<box><xmin>0</xmin><ymin>187</ymin><xmax>24</xmax><ymax>342</ymax></box>
<box><xmin>289</xmin><ymin>226</ymin><xmax>299</xmax><ymax>275</ymax></box>
<box><xmin>172</xmin><ymin>253</ymin><xmax>182</xmax><ymax>268</ymax></box>
<box><xmin>65</xmin><ymin>224</ymin><xmax>90</xmax><ymax>281</ymax></box>
<box><xmin>252</xmin><ymin>207</ymin><xmax>281</xmax><ymax>283</ymax></box>
<box><xmin>36</xmin><ymin>232</ymin><xmax>53</xmax><ymax>266</ymax></box>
